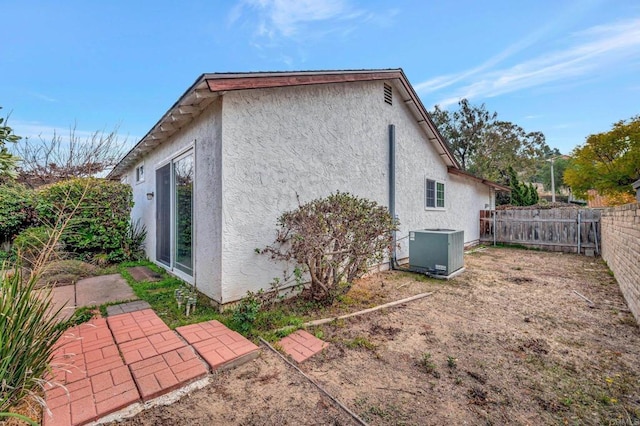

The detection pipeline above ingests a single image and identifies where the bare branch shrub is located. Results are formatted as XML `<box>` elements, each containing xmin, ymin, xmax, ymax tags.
<box><xmin>263</xmin><ymin>192</ymin><xmax>397</xmax><ymax>303</ymax></box>
<box><xmin>12</xmin><ymin>125</ymin><xmax>126</xmax><ymax>188</ymax></box>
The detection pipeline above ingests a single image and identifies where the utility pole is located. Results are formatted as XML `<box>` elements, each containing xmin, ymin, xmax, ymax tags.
<box><xmin>549</xmin><ymin>158</ymin><xmax>556</xmax><ymax>203</ymax></box>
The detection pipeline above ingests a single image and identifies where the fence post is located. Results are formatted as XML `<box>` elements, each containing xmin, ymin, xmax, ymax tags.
<box><xmin>577</xmin><ymin>210</ymin><xmax>582</xmax><ymax>254</ymax></box>
<box><xmin>493</xmin><ymin>210</ymin><xmax>496</xmax><ymax>246</ymax></box>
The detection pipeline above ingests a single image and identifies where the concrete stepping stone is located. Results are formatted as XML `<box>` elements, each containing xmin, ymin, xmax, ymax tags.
<box><xmin>45</xmin><ymin>284</ymin><xmax>76</xmax><ymax>321</ymax></box>
<box><xmin>176</xmin><ymin>320</ymin><xmax>260</xmax><ymax>371</ymax></box>
<box><xmin>106</xmin><ymin>300</ymin><xmax>151</xmax><ymax>316</ymax></box>
<box><xmin>107</xmin><ymin>309</ymin><xmax>170</xmax><ymax>344</ymax></box>
<box><xmin>278</xmin><ymin>330</ymin><xmax>329</xmax><ymax>363</ymax></box>
<box><xmin>127</xmin><ymin>266</ymin><xmax>162</xmax><ymax>282</ymax></box>
<box><xmin>128</xmin><ymin>346</ymin><xmax>208</xmax><ymax>401</ymax></box>
<box><xmin>75</xmin><ymin>274</ymin><xmax>136</xmax><ymax>308</ymax></box>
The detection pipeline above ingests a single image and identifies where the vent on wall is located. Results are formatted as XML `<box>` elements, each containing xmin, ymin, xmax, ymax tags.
<box><xmin>384</xmin><ymin>83</ymin><xmax>393</xmax><ymax>105</ymax></box>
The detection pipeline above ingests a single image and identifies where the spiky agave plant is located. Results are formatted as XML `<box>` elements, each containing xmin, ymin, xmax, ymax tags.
<box><xmin>0</xmin><ymin>266</ymin><xmax>71</xmax><ymax>424</ymax></box>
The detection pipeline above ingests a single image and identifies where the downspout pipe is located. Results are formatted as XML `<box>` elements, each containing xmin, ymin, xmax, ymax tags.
<box><xmin>389</xmin><ymin>124</ymin><xmax>398</xmax><ymax>269</ymax></box>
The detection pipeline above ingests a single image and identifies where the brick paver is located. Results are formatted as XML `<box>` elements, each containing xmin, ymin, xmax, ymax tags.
<box><xmin>278</xmin><ymin>330</ymin><xmax>329</xmax><ymax>363</ymax></box>
<box><xmin>45</xmin><ymin>306</ymin><xmax>261</xmax><ymax>425</ymax></box>
<box><xmin>176</xmin><ymin>321</ymin><xmax>260</xmax><ymax>370</ymax></box>
<box><xmin>119</xmin><ymin>330</ymin><xmax>187</xmax><ymax>364</ymax></box>
<box><xmin>44</xmin><ymin>318</ymin><xmax>140</xmax><ymax>426</ymax></box>
<box><xmin>129</xmin><ymin>346</ymin><xmax>208</xmax><ymax>401</ymax></box>
<box><xmin>107</xmin><ymin>309</ymin><xmax>170</xmax><ymax>343</ymax></box>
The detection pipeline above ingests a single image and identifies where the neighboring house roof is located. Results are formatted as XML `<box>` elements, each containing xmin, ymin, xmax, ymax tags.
<box><xmin>447</xmin><ymin>167</ymin><xmax>511</xmax><ymax>192</ymax></box>
<box><xmin>108</xmin><ymin>69</ymin><xmax>460</xmax><ymax>179</ymax></box>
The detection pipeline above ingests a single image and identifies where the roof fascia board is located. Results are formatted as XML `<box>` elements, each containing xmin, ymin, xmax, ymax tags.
<box><xmin>205</xmin><ymin>71</ymin><xmax>401</xmax><ymax>92</ymax></box>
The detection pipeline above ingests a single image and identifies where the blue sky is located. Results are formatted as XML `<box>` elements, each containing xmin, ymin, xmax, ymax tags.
<box><xmin>2</xmin><ymin>0</ymin><xmax>639</xmax><ymax>155</ymax></box>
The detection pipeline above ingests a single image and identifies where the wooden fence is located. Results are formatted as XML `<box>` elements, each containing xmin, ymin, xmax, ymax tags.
<box><xmin>479</xmin><ymin>208</ymin><xmax>602</xmax><ymax>254</ymax></box>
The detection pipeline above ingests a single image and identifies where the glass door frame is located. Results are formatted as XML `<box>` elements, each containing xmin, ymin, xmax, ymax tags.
<box><xmin>153</xmin><ymin>146</ymin><xmax>195</xmax><ymax>285</ymax></box>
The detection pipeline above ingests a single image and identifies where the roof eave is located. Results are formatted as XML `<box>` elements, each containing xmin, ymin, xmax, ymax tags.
<box><xmin>447</xmin><ymin>167</ymin><xmax>511</xmax><ymax>192</ymax></box>
<box><xmin>108</xmin><ymin>68</ymin><xmax>460</xmax><ymax>178</ymax></box>
<box><xmin>107</xmin><ymin>74</ymin><xmax>216</xmax><ymax>179</ymax></box>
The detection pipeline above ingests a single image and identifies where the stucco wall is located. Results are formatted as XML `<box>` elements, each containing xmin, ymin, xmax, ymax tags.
<box><xmin>219</xmin><ymin>81</ymin><xmax>492</xmax><ymax>303</ymax></box>
<box><xmin>125</xmin><ymin>99</ymin><xmax>223</xmax><ymax>302</ymax></box>
<box><xmin>601</xmin><ymin>203</ymin><xmax>640</xmax><ymax>324</ymax></box>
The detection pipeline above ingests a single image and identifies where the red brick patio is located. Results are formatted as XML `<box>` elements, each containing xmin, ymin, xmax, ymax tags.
<box><xmin>43</xmin><ymin>305</ymin><xmax>260</xmax><ymax>426</ymax></box>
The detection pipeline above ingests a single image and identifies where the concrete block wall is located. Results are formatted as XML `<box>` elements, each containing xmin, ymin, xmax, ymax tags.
<box><xmin>601</xmin><ymin>203</ymin><xmax>640</xmax><ymax>324</ymax></box>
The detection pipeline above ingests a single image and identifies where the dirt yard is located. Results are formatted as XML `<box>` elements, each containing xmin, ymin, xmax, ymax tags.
<box><xmin>110</xmin><ymin>247</ymin><xmax>640</xmax><ymax>425</ymax></box>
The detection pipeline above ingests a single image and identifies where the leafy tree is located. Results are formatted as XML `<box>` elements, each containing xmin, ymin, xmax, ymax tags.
<box><xmin>506</xmin><ymin>167</ymin><xmax>539</xmax><ymax>206</ymax></box>
<box><xmin>263</xmin><ymin>192</ymin><xmax>397</xmax><ymax>303</ymax></box>
<box><xmin>431</xmin><ymin>99</ymin><xmax>497</xmax><ymax>171</ymax></box>
<box><xmin>472</xmin><ymin>121</ymin><xmax>547</xmax><ymax>182</ymax></box>
<box><xmin>0</xmin><ymin>107</ymin><xmax>21</xmax><ymax>179</ymax></box>
<box><xmin>430</xmin><ymin>99</ymin><xmax>549</xmax><ymax>182</ymax></box>
<box><xmin>564</xmin><ymin>115</ymin><xmax>640</xmax><ymax>199</ymax></box>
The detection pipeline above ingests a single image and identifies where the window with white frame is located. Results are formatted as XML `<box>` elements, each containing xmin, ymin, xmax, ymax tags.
<box><xmin>135</xmin><ymin>164</ymin><xmax>144</xmax><ymax>183</ymax></box>
<box><xmin>425</xmin><ymin>178</ymin><xmax>445</xmax><ymax>209</ymax></box>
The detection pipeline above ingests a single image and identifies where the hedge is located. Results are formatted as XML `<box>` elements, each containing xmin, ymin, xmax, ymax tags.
<box><xmin>0</xmin><ymin>184</ymin><xmax>37</xmax><ymax>242</ymax></box>
<box><xmin>36</xmin><ymin>178</ymin><xmax>133</xmax><ymax>262</ymax></box>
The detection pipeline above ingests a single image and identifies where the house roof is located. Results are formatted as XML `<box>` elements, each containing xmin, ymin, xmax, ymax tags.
<box><xmin>108</xmin><ymin>69</ymin><xmax>461</xmax><ymax>178</ymax></box>
<box><xmin>447</xmin><ymin>167</ymin><xmax>511</xmax><ymax>192</ymax></box>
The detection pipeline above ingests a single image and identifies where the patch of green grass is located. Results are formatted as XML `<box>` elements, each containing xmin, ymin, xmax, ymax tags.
<box><xmin>353</xmin><ymin>397</ymin><xmax>407</xmax><ymax>423</ymax></box>
<box><xmin>525</xmin><ymin>356</ymin><xmax>640</xmax><ymax>423</ymax></box>
<box><xmin>117</xmin><ymin>261</ymin><xmax>307</xmax><ymax>339</ymax></box>
<box><xmin>447</xmin><ymin>355</ymin><xmax>458</xmax><ymax>369</ymax></box>
<box><xmin>344</xmin><ymin>336</ymin><xmax>377</xmax><ymax>351</ymax></box>
<box><xmin>66</xmin><ymin>306</ymin><xmax>97</xmax><ymax>327</ymax></box>
<box><xmin>117</xmin><ymin>261</ymin><xmax>226</xmax><ymax>329</ymax></box>
<box><xmin>419</xmin><ymin>352</ymin><xmax>439</xmax><ymax>377</ymax></box>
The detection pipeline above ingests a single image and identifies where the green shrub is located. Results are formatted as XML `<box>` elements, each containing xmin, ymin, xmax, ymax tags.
<box><xmin>122</xmin><ymin>219</ymin><xmax>147</xmax><ymax>262</ymax></box>
<box><xmin>231</xmin><ymin>292</ymin><xmax>261</xmax><ymax>335</ymax></box>
<box><xmin>0</xmin><ymin>266</ymin><xmax>73</xmax><ymax>418</ymax></box>
<box><xmin>12</xmin><ymin>226</ymin><xmax>55</xmax><ymax>267</ymax></box>
<box><xmin>0</xmin><ymin>184</ymin><xmax>37</xmax><ymax>242</ymax></box>
<box><xmin>36</xmin><ymin>178</ymin><xmax>133</xmax><ymax>261</ymax></box>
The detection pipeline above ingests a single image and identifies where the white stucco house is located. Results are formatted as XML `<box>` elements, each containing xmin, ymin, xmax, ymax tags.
<box><xmin>108</xmin><ymin>69</ymin><xmax>508</xmax><ymax>306</ymax></box>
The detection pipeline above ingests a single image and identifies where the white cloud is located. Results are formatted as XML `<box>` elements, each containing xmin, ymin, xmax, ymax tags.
<box><xmin>230</xmin><ymin>0</ymin><xmax>395</xmax><ymax>51</ymax></box>
<box><xmin>28</xmin><ymin>92</ymin><xmax>57</xmax><ymax>103</ymax></box>
<box><xmin>242</xmin><ymin>0</ymin><xmax>355</xmax><ymax>38</ymax></box>
<box><xmin>424</xmin><ymin>17</ymin><xmax>640</xmax><ymax>108</ymax></box>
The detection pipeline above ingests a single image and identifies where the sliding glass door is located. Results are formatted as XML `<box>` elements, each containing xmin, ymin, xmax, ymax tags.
<box><xmin>155</xmin><ymin>150</ymin><xmax>194</xmax><ymax>277</ymax></box>
<box><xmin>174</xmin><ymin>154</ymin><xmax>193</xmax><ymax>275</ymax></box>
<box><xmin>156</xmin><ymin>164</ymin><xmax>171</xmax><ymax>266</ymax></box>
